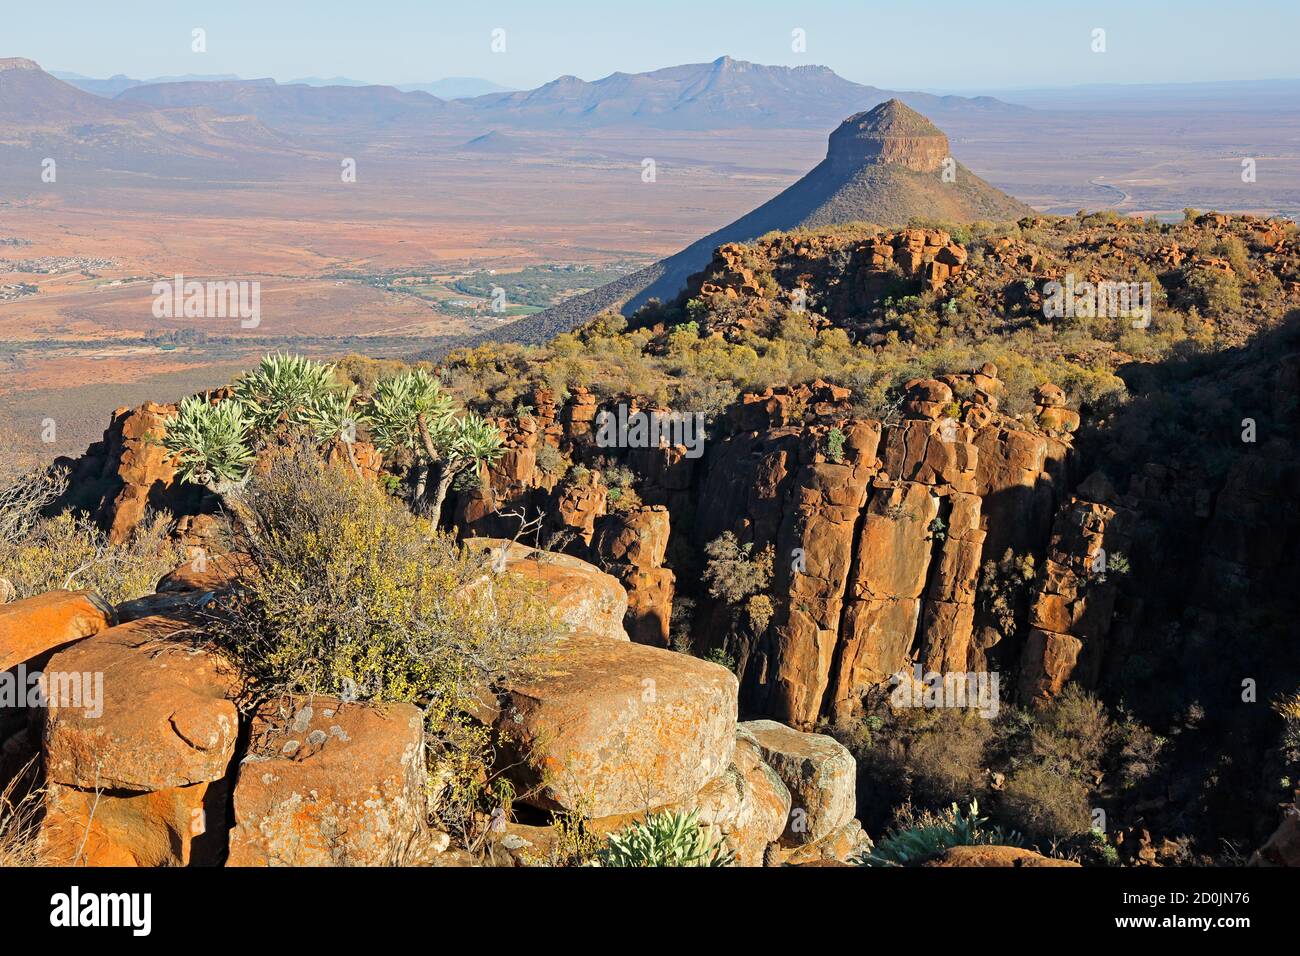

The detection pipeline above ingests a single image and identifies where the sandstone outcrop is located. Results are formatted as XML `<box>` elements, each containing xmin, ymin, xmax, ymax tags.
<box><xmin>922</xmin><ymin>845</ymin><xmax>1079</xmax><ymax>867</ymax></box>
<box><xmin>0</xmin><ymin>590</ymin><xmax>114</xmax><ymax>672</ymax></box>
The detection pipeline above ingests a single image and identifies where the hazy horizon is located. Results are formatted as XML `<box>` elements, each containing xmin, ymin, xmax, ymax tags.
<box><xmin>6</xmin><ymin>0</ymin><xmax>1299</xmax><ymax>93</ymax></box>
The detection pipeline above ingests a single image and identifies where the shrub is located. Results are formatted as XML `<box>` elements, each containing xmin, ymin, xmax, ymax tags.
<box><xmin>0</xmin><ymin>460</ymin><xmax>67</xmax><ymax>547</ymax></box>
<box><xmin>216</xmin><ymin>444</ymin><xmax>553</xmax><ymax>704</ymax></box>
<box><xmin>534</xmin><ymin>442</ymin><xmax>569</xmax><ymax>481</ymax></box>
<box><xmin>702</xmin><ymin>531</ymin><xmax>773</xmax><ymax>605</ymax></box>
<box><xmin>858</xmin><ymin>801</ymin><xmax>1021</xmax><ymax>866</ymax></box>
<box><xmin>212</xmin><ymin>445</ymin><xmax>560</xmax><ymax>837</ymax></box>
<box><xmin>598</xmin><ymin>809</ymin><xmax>733</xmax><ymax>867</ymax></box>
<box><xmin>1028</xmin><ymin>684</ymin><xmax>1110</xmax><ymax>771</ymax></box>
<box><xmin>999</xmin><ymin>763</ymin><xmax>1093</xmax><ymax>843</ymax></box>
<box><xmin>0</xmin><ymin>510</ymin><xmax>185</xmax><ymax>605</ymax></box>
<box><xmin>703</xmin><ymin>646</ymin><xmax>737</xmax><ymax>672</ymax></box>
<box><xmin>976</xmin><ymin>549</ymin><xmax>1036</xmax><ymax>641</ymax></box>
<box><xmin>746</xmin><ymin>593</ymin><xmax>774</xmax><ymax>633</ymax></box>
<box><xmin>1183</xmin><ymin>267</ymin><xmax>1242</xmax><ymax>313</ymax></box>
<box><xmin>825</xmin><ymin>426</ymin><xmax>846</xmax><ymax>463</ymax></box>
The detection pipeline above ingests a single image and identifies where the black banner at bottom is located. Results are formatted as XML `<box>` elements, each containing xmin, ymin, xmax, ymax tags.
<box><xmin>0</xmin><ymin>864</ymin><xmax>1283</xmax><ymax>942</ymax></box>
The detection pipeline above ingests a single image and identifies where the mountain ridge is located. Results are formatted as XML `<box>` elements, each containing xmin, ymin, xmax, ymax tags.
<box><xmin>482</xmin><ymin>99</ymin><xmax>1033</xmax><ymax>344</ymax></box>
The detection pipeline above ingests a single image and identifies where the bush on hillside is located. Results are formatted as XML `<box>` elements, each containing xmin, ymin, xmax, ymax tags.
<box><xmin>212</xmin><ymin>444</ymin><xmax>560</xmax><ymax>837</ymax></box>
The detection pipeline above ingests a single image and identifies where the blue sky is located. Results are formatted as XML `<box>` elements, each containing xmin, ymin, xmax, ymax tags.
<box><xmin>6</xmin><ymin>0</ymin><xmax>1298</xmax><ymax>91</ymax></box>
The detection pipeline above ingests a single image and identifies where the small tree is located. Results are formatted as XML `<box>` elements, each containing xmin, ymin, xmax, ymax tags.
<box><xmin>363</xmin><ymin>369</ymin><xmax>504</xmax><ymax>519</ymax></box>
<box><xmin>300</xmin><ymin>384</ymin><xmax>362</xmax><ymax>471</ymax></box>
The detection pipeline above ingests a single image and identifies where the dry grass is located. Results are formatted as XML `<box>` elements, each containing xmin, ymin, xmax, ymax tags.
<box><xmin>0</xmin><ymin>761</ymin><xmax>46</xmax><ymax>868</ymax></box>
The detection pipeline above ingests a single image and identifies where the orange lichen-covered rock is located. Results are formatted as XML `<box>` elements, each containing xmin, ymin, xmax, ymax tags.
<box><xmin>226</xmin><ymin>697</ymin><xmax>427</xmax><ymax>867</ymax></box>
<box><xmin>0</xmin><ymin>590</ymin><xmax>114</xmax><ymax>672</ymax></box>
<box><xmin>38</xmin><ymin>615</ymin><xmax>239</xmax><ymax>867</ymax></box>
<box><xmin>42</xmin><ymin>616</ymin><xmax>239</xmax><ymax>791</ymax></box>
<box><xmin>40</xmin><ymin>779</ymin><xmax>227</xmax><ymax>867</ymax></box>
<box><xmin>497</xmin><ymin>630</ymin><xmax>738</xmax><ymax>817</ymax></box>
<box><xmin>923</xmin><ymin>845</ymin><xmax>1079</xmax><ymax>867</ymax></box>
<box><xmin>464</xmin><ymin>539</ymin><xmax>630</xmax><ymax>641</ymax></box>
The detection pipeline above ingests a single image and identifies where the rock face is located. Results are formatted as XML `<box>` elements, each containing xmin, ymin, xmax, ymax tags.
<box><xmin>38</xmin><ymin>616</ymin><xmax>239</xmax><ymax>866</ymax></box>
<box><xmin>464</xmin><ymin>539</ymin><xmax>629</xmax><ymax>641</ymax></box>
<box><xmin>497</xmin><ymin>629</ymin><xmax>738</xmax><ymax>817</ymax></box>
<box><xmin>826</xmin><ymin>99</ymin><xmax>949</xmax><ymax>173</ymax></box>
<box><xmin>0</xmin><ymin>590</ymin><xmax>114</xmax><ymax>672</ymax></box>
<box><xmin>227</xmin><ymin>697</ymin><xmax>427</xmax><ymax>867</ymax></box>
<box><xmin>1019</xmin><ymin>497</ymin><xmax>1132</xmax><ymax>704</ymax></box>
<box><xmin>460</xmin><ymin>363</ymin><xmax>1078</xmax><ymax>732</ymax></box>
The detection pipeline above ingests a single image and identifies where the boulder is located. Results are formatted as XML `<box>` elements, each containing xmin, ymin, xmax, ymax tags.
<box><xmin>740</xmin><ymin>719</ymin><xmax>856</xmax><ymax>845</ymax></box>
<box><xmin>38</xmin><ymin>615</ymin><xmax>239</xmax><ymax>866</ymax></box>
<box><xmin>776</xmin><ymin>819</ymin><xmax>872</xmax><ymax>865</ymax></box>
<box><xmin>156</xmin><ymin>552</ymin><xmax>254</xmax><ymax>593</ymax></box>
<box><xmin>688</xmin><ymin>727</ymin><xmax>791</xmax><ymax>866</ymax></box>
<box><xmin>464</xmin><ymin>539</ymin><xmax>629</xmax><ymax>641</ymax></box>
<box><xmin>227</xmin><ymin>697</ymin><xmax>427</xmax><ymax>867</ymax></box>
<box><xmin>922</xmin><ymin>844</ymin><xmax>1079</xmax><ymax>867</ymax></box>
<box><xmin>42</xmin><ymin>616</ymin><xmax>239</xmax><ymax>791</ymax></box>
<box><xmin>593</xmin><ymin>507</ymin><xmax>671</xmax><ymax>568</ymax></box>
<box><xmin>1249</xmin><ymin>801</ymin><xmax>1300</xmax><ymax>866</ymax></box>
<box><xmin>40</xmin><ymin>779</ymin><xmax>228</xmax><ymax>867</ymax></box>
<box><xmin>0</xmin><ymin>590</ymin><xmax>114</xmax><ymax>672</ymax></box>
<box><xmin>498</xmin><ymin>630</ymin><xmax>738</xmax><ymax>817</ymax></box>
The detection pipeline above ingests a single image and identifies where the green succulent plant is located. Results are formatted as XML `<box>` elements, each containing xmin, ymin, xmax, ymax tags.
<box><xmin>362</xmin><ymin>369</ymin><xmax>503</xmax><ymax>517</ymax></box>
<box><xmin>234</xmin><ymin>353</ymin><xmax>340</xmax><ymax>432</ymax></box>
<box><xmin>160</xmin><ymin>396</ymin><xmax>256</xmax><ymax>490</ymax></box>
<box><xmin>598</xmin><ymin>809</ymin><xmax>734</xmax><ymax>867</ymax></box>
<box><xmin>857</xmin><ymin>800</ymin><xmax>1022</xmax><ymax>867</ymax></box>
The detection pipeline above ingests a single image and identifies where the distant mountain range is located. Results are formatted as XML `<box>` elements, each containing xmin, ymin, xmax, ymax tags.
<box><xmin>460</xmin><ymin>56</ymin><xmax>1023</xmax><ymax>129</ymax></box>
<box><xmin>115</xmin><ymin>77</ymin><xmax>455</xmax><ymax>133</ymax></box>
<box><xmin>54</xmin><ymin>70</ymin><xmax>513</xmax><ymax>100</ymax></box>
<box><xmin>39</xmin><ymin>55</ymin><xmax>1023</xmax><ymax>137</ymax></box>
<box><xmin>51</xmin><ymin>70</ymin><xmax>243</xmax><ymax>97</ymax></box>
<box><xmin>0</xmin><ymin>57</ymin><xmax>292</xmax><ymax>176</ymax></box>
<box><xmin>489</xmin><ymin>100</ymin><xmax>1032</xmax><ymax>344</ymax></box>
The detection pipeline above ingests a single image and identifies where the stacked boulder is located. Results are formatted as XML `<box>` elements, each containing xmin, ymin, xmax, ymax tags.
<box><xmin>38</xmin><ymin>615</ymin><xmax>239</xmax><ymax>866</ymax></box>
<box><xmin>492</xmin><ymin>628</ymin><xmax>867</xmax><ymax>866</ymax></box>
<box><xmin>592</xmin><ymin>506</ymin><xmax>676</xmax><ymax>647</ymax></box>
